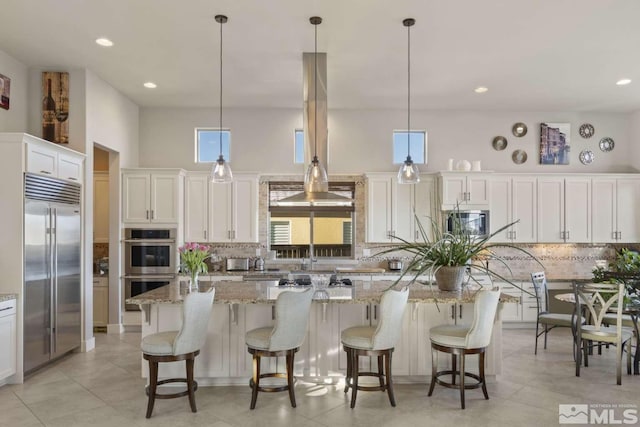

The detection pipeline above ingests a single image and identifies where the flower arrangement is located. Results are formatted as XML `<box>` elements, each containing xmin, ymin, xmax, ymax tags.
<box><xmin>179</xmin><ymin>242</ymin><xmax>211</xmax><ymax>287</ymax></box>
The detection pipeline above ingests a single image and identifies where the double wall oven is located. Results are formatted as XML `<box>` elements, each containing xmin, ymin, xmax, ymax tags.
<box><xmin>124</xmin><ymin>228</ymin><xmax>176</xmax><ymax>311</ymax></box>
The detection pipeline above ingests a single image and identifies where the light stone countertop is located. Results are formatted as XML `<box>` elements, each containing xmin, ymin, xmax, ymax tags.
<box><xmin>126</xmin><ymin>279</ymin><xmax>519</xmax><ymax>306</ymax></box>
<box><xmin>0</xmin><ymin>294</ymin><xmax>18</xmax><ymax>303</ymax></box>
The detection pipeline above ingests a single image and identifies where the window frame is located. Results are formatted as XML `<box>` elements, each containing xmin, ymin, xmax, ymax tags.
<box><xmin>195</xmin><ymin>127</ymin><xmax>231</xmax><ymax>163</ymax></box>
<box><xmin>392</xmin><ymin>130</ymin><xmax>427</xmax><ymax>164</ymax></box>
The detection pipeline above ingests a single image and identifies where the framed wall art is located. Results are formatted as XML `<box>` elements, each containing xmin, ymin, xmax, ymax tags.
<box><xmin>41</xmin><ymin>71</ymin><xmax>69</xmax><ymax>144</ymax></box>
<box><xmin>0</xmin><ymin>73</ymin><xmax>10</xmax><ymax>110</ymax></box>
<box><xmin>539</xmin><ymin>122</ymin><xmax>570</xmax><ymax>165</ymax></box>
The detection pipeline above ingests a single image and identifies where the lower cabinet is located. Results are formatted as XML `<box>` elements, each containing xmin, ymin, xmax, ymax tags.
<box><xmin>93</xmin><ymin>277</ymin><xmax>109</xmax><ymax>327</ymax></box>
<box><xmin>0</xmin><ymin>299</ymin><xmax>17</xmax><ymax>382</ymax></box>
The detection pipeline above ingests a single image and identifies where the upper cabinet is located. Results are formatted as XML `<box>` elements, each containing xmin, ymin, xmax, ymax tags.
<box><xmin>439</xmin><ymin>172</ymin><xmax>490</xmax><ymax>209</ymax></box>
<box><xmin>366</xmin><ymin>173</ymin><xmax>435</xmax><ymax>243</ymax></box>
<box><xmin>184</xmin><ymin>172</ymin><xmax>259</xmax><ymax>243</ymax></box>
<box><xmin>592</xmin><ymin>176</ymin><xmax>640</xmax><ymax>243</ymax></box>
<box><xmin>537</xmin><ymin>177</ymin><xmax>591</xmax><ymax>243</ymax></box>
<box><xmin>490</xmin><ymin>175</ymin><xmax>537</xmax><ymax>243</ymax></box>
<box><xmin>122</xmin><ymin>169</ymin><xmax>184</xmax><ymax>225</ymax></box>
<box><xmin>93</xmin><ymin>172</ymin><xmax>109</xmax><ymax>243</ymax></box>
<box><xmin>24</xmin><ymin>136</ymin><xmax>84</xmax><ymax>184</ymax></box>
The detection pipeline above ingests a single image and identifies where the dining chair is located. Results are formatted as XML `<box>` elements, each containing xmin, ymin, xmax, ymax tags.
<box><xmin>574</xmin><ymin>282</ymin><xmax>633</xmax><ymax>385</ymax></box>
<box><xmin>427</xmin><ymin>287</ymin><xmax>500</xmax><ymax>409</ymax></box>
<box><xmin>341</xmin><ymin>288</ymin><xmax>409</xmax><ymax>408</ymax></box>
<box><xmin>141</xmin><ymin>288</ymin><xmax>215</xmax><ymax>418</ymax></box>
<box><xmin>245</xmin><ymin>288</ymin><xmax>314</xmax><ymax>409</ymax></box>
<box><xmin>531</xmin><ymin>272</ymin><xmax>585</xmax><ymax>355</ymax></box>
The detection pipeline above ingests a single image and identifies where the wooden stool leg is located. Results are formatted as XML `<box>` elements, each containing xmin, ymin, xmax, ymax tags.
<box><xmin>344</xmin><ymin>347</ymin><xmax>351</xmax><ymax>393</ymax></box>
<box><xmin>428</xmin><ymin>345</ymin><xmax>437</xmax><ymax>397</ymax></box>
<box><xmin>459</xmin><ymin>351</ymin><xmax>466</xmax><ymax>410</ymax></box>
<box><xmin>250</xmin><ymin>354</ymin><xmax>261</xmax><ymax>410</ymax></box>
<box><xmin>186</xmin><ymin>357</ymin><xmax>197</xmax><ymax>413</ymax></box>
<box><xmin>377</xmin><ymin>355</ymin><xmax>385</xmax><ymax>389</ymax></box>
<box><xmin>479</xmin><ymin>351</ymin><xmax>489</xmax><ymax>399</ymax></box>
<box><xmin>286</xmin><ymin>351</ymin><xmax>297</xmax><ymax>408</ymax></box>
<box><xmin>350</xmin><ymin>350</ymin><xmax>359</xmax><ymax>409</ymax></box>
<box><xmin>451</xmin><ymin>353</ymin><xmax>457</xmax><ymax>385</ymax></box>
<box><xmin>385</xmin><ymin>351</ymin><xmax>396</xmax><ymax>407</ymax></box>
<box><xmin>146</xmin><ymin>360</ymin><xmax>158</xmax><ymax>419</ymax></box>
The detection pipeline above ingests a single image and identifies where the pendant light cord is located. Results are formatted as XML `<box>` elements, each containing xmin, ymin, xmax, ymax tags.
<box><xmin>407</xmin><ymin>21</ymin><xmax>411</xmax><ymax>160</ymax></box>
<box><xmin>314</xmin><ymin>21</ymin><xmax>318</xmax><ymax>162</ymax></box>
<box><xmin>219</xmin><ymin>18</ymin><xmax>223</xmax><ymax>158</ymax></box>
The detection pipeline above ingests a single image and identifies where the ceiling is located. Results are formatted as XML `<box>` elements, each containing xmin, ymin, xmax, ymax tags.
<box><xmin>1</xmin><ymin>0</ymin><xmax>639</xmax><ymax>112</ymax></box>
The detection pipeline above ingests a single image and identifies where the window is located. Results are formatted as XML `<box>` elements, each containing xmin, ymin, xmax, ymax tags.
<box><xmin>294</xmin><ymin>129</ymin><xmax>304</xmax><ymax>164</ymax></box>
<box><xmin>270</xmin><ymin>221</ymin><xmax>291</xmax><ymax>245</ymax></box>
<box><xmin>393</xmin><ymin>131</ymin><xmax>426</xmax><ymax>164</ymax></box>
<box><xmin>196</xmin><ymin>128</ymin><xmax>231</xmax><ymax>163</ymax></box>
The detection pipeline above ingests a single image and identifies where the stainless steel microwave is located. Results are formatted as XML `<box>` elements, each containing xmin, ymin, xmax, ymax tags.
<box><xmin>444</xmin><ymin>210</ymin><xmax>490</xmax><ymax>239</ymax></box>
<box><xmin>124</xmin><ymin>228</ymin><xmax>177</xmax><ymax>275</ymax></box>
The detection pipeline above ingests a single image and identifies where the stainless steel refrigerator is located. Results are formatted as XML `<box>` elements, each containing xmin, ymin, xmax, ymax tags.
<box><xmin>24</xmin><ymin>173</ymin><xmax>81</xmax><ymax>374</ymax></box>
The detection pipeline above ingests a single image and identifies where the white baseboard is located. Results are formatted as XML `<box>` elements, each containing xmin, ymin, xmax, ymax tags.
<box><xmin>107</xmin><ymin>323</ymin><xmax>124</xmax><ymax>334</ymax></box>
<box><xmin>81</xmin><ymin>337</ymin><xmax>96</xmax><ymax>352</ymax></box>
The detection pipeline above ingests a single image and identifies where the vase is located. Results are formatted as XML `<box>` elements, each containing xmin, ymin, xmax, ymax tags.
<box><xmin>435</xmin><ymin>266</ymin><xmax>466</xmax><ymax>292</ymax></box>
<box><xmin>188</xmin><ymin>271</ymin><xmax>199</xmax><ymax>292</ymax></box>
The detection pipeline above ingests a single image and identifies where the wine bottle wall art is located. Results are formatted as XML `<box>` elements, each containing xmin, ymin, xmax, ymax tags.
<box><xmin>41</xmin><ymin>71</ymin><xmax>69</xmax><ymax>144</ymax></box>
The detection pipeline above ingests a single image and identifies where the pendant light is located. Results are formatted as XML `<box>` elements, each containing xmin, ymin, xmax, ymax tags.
<box><xmin>211</xmin><ymin>14</ymin><xmax>233</xmax><ymax>183</ymax></box>
<box><xmin>304</xmin><ymin>16</ymin><xmax>329</xmax><ymax>193</ymax></box>
<box><xmin>397</xmin><ymin>18</ymin><xmax>420</xmax><ymax>184</ymax></box>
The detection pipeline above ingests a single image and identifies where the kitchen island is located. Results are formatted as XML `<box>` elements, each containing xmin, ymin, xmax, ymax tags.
<box><xmin>127</xmin><ymin>280</ymin><xmax>516</xmax><ymax>386</ymax></box>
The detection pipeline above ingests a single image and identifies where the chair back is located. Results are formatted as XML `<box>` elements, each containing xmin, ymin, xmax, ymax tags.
<box><xmin>574</xmin><ymin>282</ymin><xmax>625</xmax><ymax>340</ymax></box>
<box><xmin>173</xmin><ymin>288</ymin><xmax>215</xmax><ymax>355</ymax></box>
<box><xmin>466</xmin><ymin>287</ymin><xmax>501</xmax><ymax>349</ymax></box>
<box><xmin>530</xmin><ymin>271</ymin><xmax>549</xmax><ymax>313</ymax></box>
<box><xmin>372</xmin><ymin>288</ymin><xmax>410</xmax><ymax>350</ymax></box>
<box><xmin>269</xmin><ymin>288</ymin><xmax>314</xmax><ymax>351</ymax></box>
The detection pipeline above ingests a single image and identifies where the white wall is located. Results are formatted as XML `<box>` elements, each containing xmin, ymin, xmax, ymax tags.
<box><xmin>140</xmin><ymin>107</ymin><xmax>635</xmax><ymax>173</ymax></box>
<box><xmin>0</xmin><ymin>49</ymin><xmax>28</xmax><ymax>132</ymax></box>
<box><xmin>631</xmin><ymin>110</ymin><xmax>640</xmax><ymax>171</ymax></box>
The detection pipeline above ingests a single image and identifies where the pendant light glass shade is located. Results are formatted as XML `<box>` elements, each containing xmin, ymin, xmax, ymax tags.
<box><xmin>211</xmin><ymin>14</ymin><xmax>233</xmax><ymax>183</ymax></box>
<box><xmin>305</xmin><ymin>16</ymin><xmax>329</xmax><ymax>193</ymax></box>
<box><xmin>397</xmin><ymin>18</ymin><xmax>420</xmax><ymax>185</ymax></box>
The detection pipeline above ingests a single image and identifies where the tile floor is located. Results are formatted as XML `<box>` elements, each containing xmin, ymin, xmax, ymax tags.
<box><xmin>2</xmin><ymin>328</ymin><xmax>639</xmax><ymax>427</ymax></box>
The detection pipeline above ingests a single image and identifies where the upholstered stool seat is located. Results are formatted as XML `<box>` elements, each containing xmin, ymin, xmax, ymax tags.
<box><xmin>142</xmin><ymin>289</ymin><xmax>215</xmax><ymax>418</ymax></box>
<box><xmin>428</xmin><ymin>288</ymin><xmax>500</xmax><ymax>409</ymax></box>
<box><xmin>245</xmin><ymin>288</ymin><xmax>313</xmax><ymax>410</ymax></box>
<box><xmin>342</xmin><ymin>288</ymin><xmax>409</xmax><ymax>409</ymax></box>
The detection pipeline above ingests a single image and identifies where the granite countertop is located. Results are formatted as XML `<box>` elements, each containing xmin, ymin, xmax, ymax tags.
<box><xmin>0</xmin><ymin>294</ymin><xmax>18</xmax><ymax>303</ymax></box>
<box><xmin>126</xmin><ymin>279</ymin><xmax>519</xmax><ymax>306</ymax></box>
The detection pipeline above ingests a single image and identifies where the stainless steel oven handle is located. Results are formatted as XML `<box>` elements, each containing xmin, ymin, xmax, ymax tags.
<box><xmin>123</xmin><ymin>239</ymin><xmax>176</xmax><ymax>243</ymax></box>
<box><xmin>124</xmin><ymin>275</ymin><xmax>176</xmax><ymax>280</ymax></box>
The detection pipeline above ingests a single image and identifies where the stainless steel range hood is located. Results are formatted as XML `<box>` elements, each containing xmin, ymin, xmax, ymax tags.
<box><xmin>279</xmin><ymin>52</ymin><xmax>352</xmax><ymax>206</ymax></box>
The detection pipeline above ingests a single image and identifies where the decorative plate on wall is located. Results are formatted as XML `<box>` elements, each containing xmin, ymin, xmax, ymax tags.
<box><xmin>579</xmin><ymin>150</ymin><xmax>594</xmax><ymax>165</ymax></box>
<box><xmin>492</xmin><ymin>136</ymin><xmax>508</xmax><ymax>151</ymax></box>
<box><xmin>512</xmin><ymin>149</ymin><xmax>527</xmax><ymax>164</ymax></box>
<box><xmin>599</xmin><ymin>137</ymin><xmax>615</xmax><ymax>152</ymax></box>
<box><xmin>512</xmin><ymin>123</ymin><xmax>527</xmax><ymax>137</ymax></box>
<box><xmin>579</xmin><ymin>123</ymin><xmax>595</xmax><ymax>138</ymax></box>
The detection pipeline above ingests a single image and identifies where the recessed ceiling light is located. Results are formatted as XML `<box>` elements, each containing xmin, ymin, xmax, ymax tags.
<box><xmin>95</xmin><ymin>38</ymin><xmax>113</xmax><ymax>47</ymax></box>
<box><xmin>474</xmin><ymin>86</ymin><xmax>488</xmax><ymax>93</ymax></box>
<box><xmin>616</xmin><ymin>78</ymin><xmax>631</xmax><ymax>86</ymax></box>
<box><xmin>143</xmin><ymin>82</ymin><xmax>157</xmax><ymax>89</ymax></box>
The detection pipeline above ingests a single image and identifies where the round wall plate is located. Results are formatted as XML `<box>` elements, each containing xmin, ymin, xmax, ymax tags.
<box><xmin>579</xmin><ymin>150</ymin><xmax>594</xmax><ymax>165</ymax></box>
<box><xmin>512</xmin><ymin>123</ymin><xmax>527</xmax><ymax>137</ymax></box>
<box><xmin>599</xmin><ymin>137</ymin><xmax>615</xmax><ymax>152</ymax></box>
<box><xmin>512</xmin><ymin>149</ymin><xmax>527</xmax><ymax>164</ymax></box>
<box><xmin>492</xmin><ymin>136</ymin><xmax>507</xmax><ymax>151</ymax></box>
<box><xmin>579</xmin><ymin>123</ymin><xmax>595</xmax><ymax>138</ymax></box>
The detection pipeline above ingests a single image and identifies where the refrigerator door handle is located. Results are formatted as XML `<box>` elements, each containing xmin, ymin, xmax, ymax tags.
<box><xmin>51</xmin><ymin>207</ymin><xmax>57</xmax><ymax>355</ymax></box>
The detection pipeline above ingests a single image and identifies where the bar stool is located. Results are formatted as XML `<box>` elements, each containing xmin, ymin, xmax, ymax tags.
<box><xmin>427</xmin><ymin>287</ymin><xmax>500</xmax><ymax>409</ymax></box>
<box><xmin>141</xmin><ymin>288</ymin><xmax>215</xmax><ymax>418</ymax></box>
<box><xmin>341</xmin><ymin>288</ymin><xmax>409</xmax><ymax>408</ymax></box>
<box><xmin>245</xmin><ymin>288</ymin><xmax>314</xmax><ymax>409</ymax></box>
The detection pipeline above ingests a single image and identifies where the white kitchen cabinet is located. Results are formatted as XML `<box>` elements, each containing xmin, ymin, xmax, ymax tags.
<box><xmin>93</xmin><ymin>172</ymin><xmax>109</xmax><ymax>243</ymax></box>
<box><xmin>537</xmin><ymin>177</ymin><xmax>590</xmax><ymax>243</ymax></box>
<box><xmin>490</xmin><ymin>175</ymin><xmax>537</xmax><ymax>243</ymax></box>
<box><xmin>25</xmin><ymin>138</ymin><xmax>84</xmax><ymax>183</ymax></box>
<box><xmin>92</xmin><ymin>277</ymin><xmax>109</xmax><ymax>327</ymax></box>
<box><xmin>439</xmin><ymin>172</ymin><xmax>490</xmax><ymax>208</ymax></box>
<box><xmin>0</xmin><ymin>299</ymin><xmax>17</xmax><ymax>382</ymax></box>
<box><xmin>231</xmin><ymin>304</ymin><xmax>275</xmax><ymax>378</ymax></box>
<box><xmin>122</xmin><ymin>169</ymin><xmax>184</xmax><ymax>225</ymax></box>
<box><xmin>184</xmin><ymin>174</ymin><xmax>209</xmax><ymax>242</ymax></box>
<box><xmin>592</xmin><ymin>176</ymin><xmax>640</xmax><ymax>243</ymax></box>
<box><xmin>208</xmin><ymin>174</ymin><xmax>259</xmax><ymax>242</ymax></box>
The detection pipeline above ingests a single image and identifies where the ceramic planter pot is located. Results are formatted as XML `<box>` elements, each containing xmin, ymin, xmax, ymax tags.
<box><xmin>435</xmin><ymin>266</ymin><xmax>466</xmax><ymax>291</ymax></box>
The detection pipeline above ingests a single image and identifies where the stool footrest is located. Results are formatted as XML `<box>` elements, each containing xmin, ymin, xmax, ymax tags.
<box><xmin>145</xmin><ymin>378</ymin><xmax>198</xmax><ymax>399</ymax></box>
<box><xmin>433</xmin><ymin>370</ymin><xmax>483</xmax><ymax>390</ymax></box>
<box><xmin>249</xmin><ymin>373</ymin><xmax>295</xmax><ymax>393</ymax></box>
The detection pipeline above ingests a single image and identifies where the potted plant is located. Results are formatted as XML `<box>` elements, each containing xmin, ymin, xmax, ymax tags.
<box><xmin>378</xmin><ymin>207</ymin><xmax>542</xmax><ymax>294</ymax></box>
<box><xmin>179</xmin><ymin>242</ymin><xmax>211</xmax><ymax>291</ymax></box>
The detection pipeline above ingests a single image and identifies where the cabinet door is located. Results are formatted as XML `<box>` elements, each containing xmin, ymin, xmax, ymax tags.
<box><xmin>366</xmin><ymin>176</ymin><xmax>393</xmax><ymax>242</ymax></box>
<box><xmin>467</xmin><ymin>176</ymin><xmax>490</xmax><ymax>205</ymax></box>
<box><xmin>150</xmin><ymin>174</ymin><xmax>179</xmax><ymax>223</ymax></box>
<box><xmin>0</xmin><ymin>311</ymin><xmax>17</xmax><ymax>380</ymax></box>
<box><xmin>564</xmin><ymin>178</ymin><xmax>591</xmax><ymax>243</ymax></box>
<box><xmin>616</xmin><ymin>178</ymin><xmax>640</xmax><ymax>242</ymax></box>
<box><xmin>490</xmin><ymin>176</ymin><xmax>513</xmax><ymax>242</ymax></box>
<box><xmin>92</xmin><ymin>279</ymin><xmax>109</xmax><ymax>327</ymax></box>
<box><xmin>232</xmin><ymin>175</ymin><xmax>258</xmax><ymax>242</ymax></box>
<box><xmin>413</xmin><ymin>177</ymin><xmax>435</xmax><ymax>242</ymax></box>
<box><xmin>498</xmin><ymin>284</ymin><xmax>522</xmax><ymax>322</ymax></box>
<box><xmin>25</xmin><ymin>143</ymin><xmax>57</xmax><ymax>177</ymax></box>
<box><xmin>537</xmin><ymin>177</ymin><xmax>564</xmax><ymax>243</ymax></box>
<box><xmin>414</xmin><ymin>304</ymin><xmax>448</xmax><ymax>376</ymax></box>
<box><xmin>209</xmin><ymin>182</ymin><xmax>233</xmax><ymax>242</ymax></box>
<box><xmin>58</xmin><ymin>154</ymin><xmax>83</xmax><ymax>183</ymax></box>
<box><xmin>197</xmin><ymin>304</ymin><xmax>231</xmax><ymax>378</ymax></box>
<box><xmin>512</xmin><ymin>177</ymin><xmax>537</xmax><ymax>242</ymax></box>
<box><xmin>592</xmin><ymin>178</ymin><xmax>617</xmax><ymax>243</ymax></box>
<box><xmin>185</xmin><ymin>175</ymin><xmax>209</xmax><ymax>242</ymax></box>
<box><xmin>122</xmin><ymin>173</ymin><xmax>151</xmax><ymax>223</ymax></box>
<box><xmin>93</xmin><ymin>174</ymin><xmax>110</xmax><ymax>243</ymax></box>
<box><xmin>233</xmin><ymin>305</ymin><xmax>274</xmax><ymax>378</ymax></box>
<box><xmin>441</xmin><ymin>175</ymin><xmax>466</xmax><ymax>205</ymax></box>
<box><xmin>393</xmin><ymin>178</ymin><xmax>414</xmax><ymax>242</ymax></box>
<box><xmin>337</xmin><ymin>304</ymin><xmax>369</xmax><ymax>371</ymax></box>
